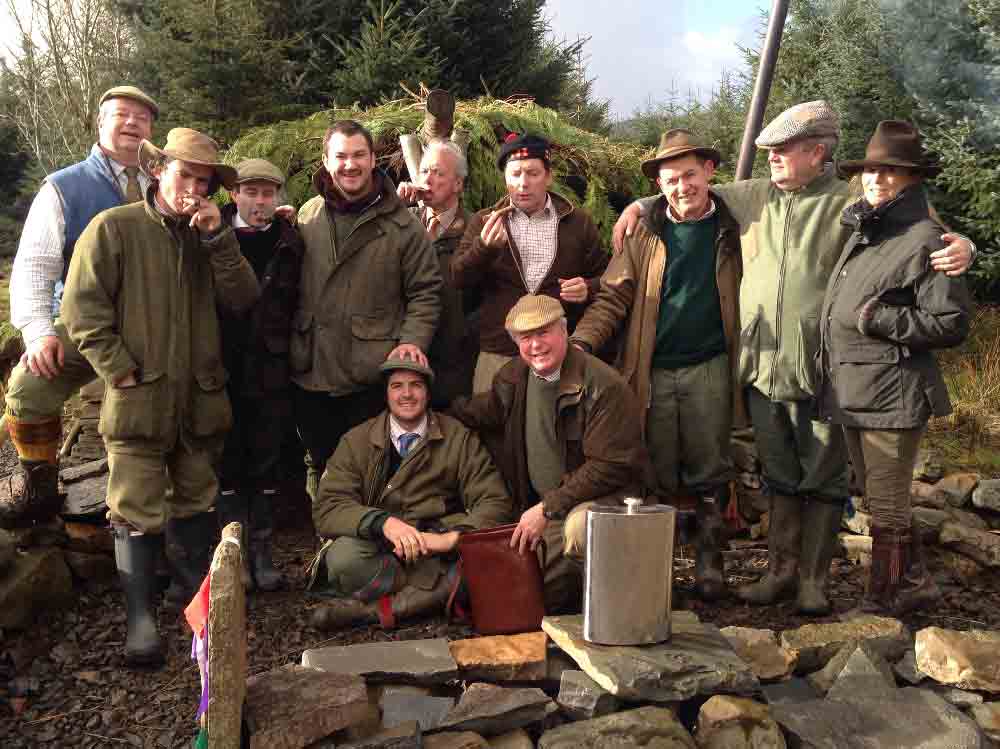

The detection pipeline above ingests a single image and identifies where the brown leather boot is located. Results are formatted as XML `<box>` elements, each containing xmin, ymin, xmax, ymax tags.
<box><xmin>310</xmin><ymin>574</ymin><xmax>454</xmax><ymax>632</ymax></box>
<box><xmin>891</xmin><ymin>530</ymin><xmax>940</xmax><ymax>616</ymax></box>
<box><xmin>856</xmin><ymin>525</ymin><xmax>900</xmax><ymax>615</ymax></box>
<box><xmin>0</xmin><ymin>416</ymin><xmax>64</xmax><ymax>529</ymax></box>
<box><xmin>309</xmin><ymin>598</ymin><xmax>378</xmax><ymax>631</ymax></box>
<box><xmin>734</xmin><ymin>493</ymin><xmax>801</xmax><ymax>605</ymax></box>
<box><xmin>694</xmin><ymin>493</ymin><xmax>727</xmax><ymax>601</ymax></box>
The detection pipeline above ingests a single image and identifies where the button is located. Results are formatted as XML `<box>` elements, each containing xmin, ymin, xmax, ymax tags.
<box><xmin>841</xmin><ymin>270</ymin><xmax>847</xmax><ymax>276</ymax></box>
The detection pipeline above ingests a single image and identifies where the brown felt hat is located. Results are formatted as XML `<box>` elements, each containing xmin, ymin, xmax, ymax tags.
<box><xmin>505</xmin><ymin>294</ymin><xmax>565</xmax><ymax>334</ymax></box>
<box><xmin>838</xmin><ymin>120</ymin><xmax>940</xmax><ymax>177</ymax></box>
<box><xmin>641</xmin><ymin>129</ymin><xmax>722</xmax><ymax>179</ymax></box>
<box><xmin>138</xmin><ymin>128</ymin><xmax>238</xmax><ymax>189</ymax></box>
<box><xmin>234</xmin><ymin>158</ymin><xmax>285</xmax><ymax>186</ymax></box>
<box><xmin>99</xmin><ymin>86</ymin><xmax>160</xmax><ymax>118</ymax></box>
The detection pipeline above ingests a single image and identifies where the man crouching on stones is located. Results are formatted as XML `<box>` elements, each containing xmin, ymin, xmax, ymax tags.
<box><xmin>60</xmin><ymin>128</ymin><xmax>260</xmax><ymax>667</ymax></box>
<box><xmin>308</xmin><ymin>358</ymin><xmax>513</xmax><ymax>631</ymax></box>
<box><xmin>451</xmin><ymin>294</ymin><xmax>648</xmax><ymax>612</ymax></box>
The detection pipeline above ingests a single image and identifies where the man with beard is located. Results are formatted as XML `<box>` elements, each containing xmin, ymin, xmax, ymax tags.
<box><xmin>292</xmin><ymin>120</ymin><xmax>442</xmax><ymax>501</ymax></box>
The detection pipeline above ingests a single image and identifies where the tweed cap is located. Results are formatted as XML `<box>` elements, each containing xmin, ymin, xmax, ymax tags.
<box><xmin>99</xmin><ymin>86</ymin><xmax>160</xmax><ymax>118</ymax></box>
<box><xmin>755</xmin><ymin>100</ymin><xmax>840</xmax><ymax>148</ymax></box>
<box><xmin>505</xmin><ymin>294</ymin><xmax>564</xmax><ymax>334</ymax></box>
<box><xmin>380</xmin><ymin>357</ymin><xmax>435</xmax><ymax>385</ymax></box>
<box><xmin>234</xmin><ymin>158</ymin><xmax>285</xmax><ymax>186</ymax></box>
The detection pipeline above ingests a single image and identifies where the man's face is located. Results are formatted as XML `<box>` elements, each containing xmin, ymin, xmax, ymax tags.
<box><xmin>765</xmin><ymin>139</ymin><xmax>825</xmax><ymax>191</ymax></box>
<box><xmin>322</xmin><ymin>132</ymin><xmax>375</xmax><ymax>198</ymax></box>
<box><xmin>232</xmin><ymin>180</ymin><xmax>279</xmax><ymax>227</ymax></box>
<box><xmin>155</xmin><ymin>159</ymin><xmax>215</xmax><ymax>214</ymax></box>
<box><xmin>657</xmin><ymin>154</ymin><xmax>716</xmax><ymax>220</ymax></box>
<box><xmin>515</xmin><ymin>320</ymin><xmax>568</xmax><ymax>378</ymax></box>
<box><xmin>97</xmin><ymin>98</ymin><xmax>154</xmax><ymax>160</ymax></box>
<box><xmin>418</xmin><ymin>149</ymin><xmax>463</xmax><ymax>211</ymax></box>
<box><xmin>386</xmin><ymin>370</ymin><xmax>429</xmax><ymax>427</ymax></box>
<box><xmin>505</xmin><ymin>158</ymin><xmax>553</xmax><ymax>215</ymax></box>
<box><xmin>862</xmin><ymin>166</ymin><xmax>921</xmax><ymax>208</ymax></box>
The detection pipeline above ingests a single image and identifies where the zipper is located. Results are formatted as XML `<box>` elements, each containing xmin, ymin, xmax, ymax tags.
<box><xmin>768</xmin><ymin>191</ymin><xmax>795</xmax><ymax>398</ymax></box>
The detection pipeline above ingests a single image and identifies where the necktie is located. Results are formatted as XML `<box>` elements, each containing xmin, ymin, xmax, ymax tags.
<box><xmin>398</xmin><ymin>432</ymin><xmax>420</xmax><ymax>458</ymax></box>
<box><xmin>426</xmin><ymin>215</ymin><xmax>442</xmax><ymax>241</ymax></box>
<box><xmin>124</xmin><ymin>167</ymin><xmax>142</xmax><ymax>203</ymax></box>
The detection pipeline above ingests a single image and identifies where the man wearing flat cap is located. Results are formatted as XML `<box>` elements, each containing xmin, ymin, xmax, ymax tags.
<box><xmin>451</xmin><ymin>294</ymin><xmax>647</xmax><ymax>612</ymax></box>
<box><xmin>572</xmin><ymin>129</ymin><xmax>745</xmax><ymax>602</ymax></box>
<box><xmin>2</xmin><ymin>85</ymin><xmax>160</xmax><ymax>530</ymax></box>
<box><xmin>451</xmin><ymin>133</ymin><xmax>609</xmax><ymax>394</ymax></box>
<box><xmin>614</xmin><ymin>101</ymin><xmax>976</xmax><ymax>616</ymax></box>
<box><xmin>308</xmin><ymin>358</ymin><xmax>513</xmax><ymax>631</ymax></box>
<box><xmin>215</xmin><ymin>159</ymin><xmax>304</xmax><ymax>592</ymax></box>
<box><xmin>60</xmin><ymin>127</ymin><xmax>261</xmax><ymax>667</ymax></box>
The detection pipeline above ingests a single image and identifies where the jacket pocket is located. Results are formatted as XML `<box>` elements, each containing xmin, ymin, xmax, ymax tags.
<box><xmin>736</xmin><ymin>312</ymin><xmax>761</xmax><ymax>385</ymax></box>
<box><xmin>351</xmin><ymin>314</ymin><xmax>398</xmax><ymax>385</ymax></box>
<box><xmin>796</xmin><ymin>315</ymin><xmax>820</xmax><ymax>396</ymax></box>
<box><xmin>289</xmin><ymin>311</ymin><xmax>313</xmax><ymax>374</ymax></box>
<box><xmin>835</xmin><ymin>344</ymin><xmax>901</xmax><ymax>413</ymax></box>
<box><xmin>99</xmin><ymin>372</ymin><xmax>167</xmax><ymax>441</ymax></box>
<box><xmin>188</xmin><ymin>371</ymin><xmax>233</xmax><ymax>438</ymax></box>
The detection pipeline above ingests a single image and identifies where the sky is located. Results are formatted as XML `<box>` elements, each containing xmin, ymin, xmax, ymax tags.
<box><xmin>545</xmin><ymin>0</ymin><xmax>765</xmax><ymax>120</ymax></box>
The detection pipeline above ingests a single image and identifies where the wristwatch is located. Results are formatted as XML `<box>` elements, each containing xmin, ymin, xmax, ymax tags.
<box><xmin>542</xmin><ymin>505</ymin><xmax>566</xmax><ymax>521</ymax></box>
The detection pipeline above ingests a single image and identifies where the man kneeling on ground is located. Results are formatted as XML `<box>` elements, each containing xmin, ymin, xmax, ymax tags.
<box><xmin>308</xmin><ymin>358</ymin><xmax>513</xmax><ymax>631</ymax></box>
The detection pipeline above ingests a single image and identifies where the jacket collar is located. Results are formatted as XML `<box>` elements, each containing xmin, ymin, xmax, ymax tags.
<box><xmin>368</xmin><ymin>409</ymin><xmax>445</xmax><ymax>448</ymax></box>
<box><xmin>643</xmin><ymin>190</ymin><xmax>738</xmax><ymax>245</ymax></box>
<box><xmin>489</xmin><ymin>191</ymin><xmax>574</xmax><ymax>221</ymax></box>
<box><xmin>841</xmin><ymin>185</ymin><xmax>930</xmax><ymax>239</ymax></box>
<box><xmin>497</xmin><ymin>345</ymin><xmax>587</xmax><ymax>404</ymax></box>
<box><xmin>313</xmin><ymin>166</ymin><xmax>401</xmax><ymax>217</ymax></box>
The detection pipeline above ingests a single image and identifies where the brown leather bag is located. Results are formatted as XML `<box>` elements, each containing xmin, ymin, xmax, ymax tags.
<box><xmin>456</xmin><ymin>523</ymin><xmax>546</xmax><ymax>635</ymax></box>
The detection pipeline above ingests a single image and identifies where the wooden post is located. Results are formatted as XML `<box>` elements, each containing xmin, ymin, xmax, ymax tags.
<box><xmin>207</xmin><ymin>521</ymin><xmax>247</xmax><ymax>749</ymax></box>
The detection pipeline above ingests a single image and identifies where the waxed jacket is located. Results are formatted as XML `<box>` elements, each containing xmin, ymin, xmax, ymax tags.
<box><xmin>219</xmin><ymin>204</ymin><xmax>304</xmax><ymax>396</ymax></box>
<box><xmin>450</xmin><ymin>346</ymin><xmax>647</xmax><ymax>516</ymax></box>
<box><xmin>292</xmin><ymin>169</ymin><xmax>442</xmax><ymax>396</ymax></box>
<box><xmin>818</xmin><ymin>187</ymin><xmax>971</xmax><ymax>428</ymax></box>
<box><xmin>62</xmin><ymin>192</ymin><xmax>260</xmax><ymax>445</ymax></box>
<box><xmin>312</xmin><ymin>410</ymin><xmax>513</xmax><ymax>539</ymax></box>
<box><xmin>451</xmin><ymin>192</ymin><xmax>609</xmax><ymax>356</ymax></box>
<box><xmin>571</xmin><ymin>193</ymin><xmax>747</xmax><ymax>430</ymax></box>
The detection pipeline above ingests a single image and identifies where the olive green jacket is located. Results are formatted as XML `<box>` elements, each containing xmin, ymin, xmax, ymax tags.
<box><xmin>313</xmin><ymin>410</ymin><xmax>513</xmax><ymax>539</ymax></box>
<box><xmin>61</xmin><ymin>196</ymin><xmax>261</xmax><ymax>444</ymax></box>
<box><xmin>292</xmin><ymin>171</ymin><xmax>442</xmax><ymax>396</ymax></box>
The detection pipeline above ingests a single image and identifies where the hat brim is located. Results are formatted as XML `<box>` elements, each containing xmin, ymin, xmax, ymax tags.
<box><xmin>379</xmin><ymin>359</ymin><xmax>436</xmax><ymax>385</ymax></box>
<box><xmin>641</xmin><ymin>147</ymin><xmax>722</xmax><ymax>179</ymax></box>
<box><xmin>838</xmin><ymin>158</ymin><xmax>940</xmax><ymax>178</ymax></box>
<box><xmin>138</xmin><ymin>140</ymin><xmax>239</xmax><ymax>191</ymax></box>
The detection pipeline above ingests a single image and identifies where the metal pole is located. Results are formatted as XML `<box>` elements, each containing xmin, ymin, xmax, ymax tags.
<box><xmin>735</xmin><ymin>0</ymin><xmax>791</xmax><ymax>181</ymax></box>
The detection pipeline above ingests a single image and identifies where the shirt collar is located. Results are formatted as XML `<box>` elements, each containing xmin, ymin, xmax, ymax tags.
<box><xmin>531</xmin><ymin>367</ymin><xmax>561</xmax><ymax>383</ymax></box>
<box><xmin>666</xmin><ymin>198</ymin><xmax>717</xmax><ymax>224</ymax></box>
<box><xmin>512</xmin><ymin>194</ymin><xmax>554</xmax><ymax>220</ymax></box>
<box><xmin>424</xmin><ymin>203</ymin><xmax>458</xmax><ymax>232</ymax></box>
<box><xmin>232</xmin><ymin>211</ymin><xmax>272</xmax><ymax>232</ymax></box>
<box><xmin>389</xmin><ymin>413</ymin><xmax>429</xmax><ymax>447</ymax></box>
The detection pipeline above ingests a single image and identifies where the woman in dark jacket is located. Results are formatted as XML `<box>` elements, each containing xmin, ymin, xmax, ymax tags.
<box><xmin>819</xmin><ymin>120</ymin><xmax>971</xmax><ymax>615</ymax></box>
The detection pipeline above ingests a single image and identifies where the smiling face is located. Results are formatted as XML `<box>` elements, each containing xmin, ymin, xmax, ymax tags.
<box><xmin>505</xmin><ymin>158</ymin><xmax>553</xmax><ymax>215</ymax></box>
<box><xmin>322</xmin><ymin>132</ymin><xmax>376</xmax><ymax>199</ymax></box>
<box><xmin>765</xmin><ymin>138</ymin><xmax>826</xmax><ymax>191</ymax></box>
<box><xmin>514</xmin><ymin>319</ymin><xmax>568</xmax><ymax>378</ymax></box>
<box><xmin>861</xmin><ymin>165</ymin><xmax>922</xmax><ymax>208</ymax></box>
<box><xmin>98</xmin><ymin>97</ymin><xmax>154</xmax><ymax>166</ymax></box>
<box><xmin>232</xmin><ymin>180</ymin><xmax>279</xmax><ymax>227</ymax></box>
<box><xmin>154</xmin><ymin>159</ymin><xmax>215</xmax><ymax>214</ymax></box>
<box><xmin>386</xmin><ymin>370</ymin><xmax>430</xmax><ymax>430</ymax></box>
<box><xmin>418</xmin><ymin>147</ymin><xmax>463</xmax><ymax>212</ymax></box>
<box><xmin>656</xmin><ymin>154</ymin><xmax>716</xmax><ymax>220</ymax></box>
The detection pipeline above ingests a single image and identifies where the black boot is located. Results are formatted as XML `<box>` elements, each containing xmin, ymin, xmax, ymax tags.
<box><xmin>796</xmin><ymin>497</ymin><xmax>845</xmax><ymax>616</ymax></box>
<box><xmin>735</xmin><ymin>494</ymin><xmax>801</xmax><ymax>604</ymax></box>
<box><xmin>217</xmin><ymin>489</ymin><xmax>252</xmax><ymax>590</ymax></box>
<box><xmin>249</xmin><ymin>489</ymin><xmax>285</xmax><ymax>592</ymax></box>
<box><xmin>113</xmin><ymin>525</ymin><xmax>164</xmax><ymax>667</ymax></box>
<box><xmin>162</xmin><ymin>512</ymin><xmax>217</xmax><ymax>612</ymax></box>
<box><xmin>693</xmin><ymin>491</ymin><xmax>727</xmax><ymax>601</ymax></box>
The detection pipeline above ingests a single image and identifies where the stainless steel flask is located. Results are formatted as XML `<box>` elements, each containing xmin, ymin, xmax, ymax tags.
<box><xmin>583</xmin><ymin>498</ymin><xmax>675</xmax><ymax>645</ymax></box>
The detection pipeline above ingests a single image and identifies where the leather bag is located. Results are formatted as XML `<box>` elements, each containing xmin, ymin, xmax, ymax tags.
<box><xmin>456</xmin><ymin>523</ymin><xmax>546</xmax><ymax>635</ymax></box>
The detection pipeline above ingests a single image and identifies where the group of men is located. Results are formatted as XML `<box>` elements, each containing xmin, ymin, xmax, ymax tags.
<box><xmin>0</xmin><ymin>85</ymin><xmax>975</xmax><ymax>668</ymax></box>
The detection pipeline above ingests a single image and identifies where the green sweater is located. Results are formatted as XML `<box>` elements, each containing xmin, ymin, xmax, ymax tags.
<box><xmin>652</xmin><ymin>213</ymin><xmax>726</xmax><ymax>369</ymax></box>
<box><xmin>525</xmin><ymin>375</ymin><xmax>565</xmax><ymax>496</ymax></box>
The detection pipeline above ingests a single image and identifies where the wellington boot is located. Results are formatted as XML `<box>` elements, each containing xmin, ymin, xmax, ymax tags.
<box><xmin>796</xmin><ymin>498</ymin><xmax>844</xmax><ymax>616</ymax></box>
<box><xmin>113</xmin><ymin>525</ymin><xmax>164</xmax><ymax>668</ymax></box>
<box><xmin>249</xmin><ymin>490</ymin><xmax>285</xmax><ymax>592</ymax></box>
<box><xmin>734</xmin><ymin>494</ymin><xmax>801</xmax><ymax>605</ymax></box>
<box><xmin>162</xmin><ymin>512</ymin><xmax>217</xmax><ymax>613</ymax></box>
<box><xmin>310</xmin><ymin>598</ymin><xmax>378</xmax><ymax>631</ymax></box>
<box><xmin>891</xmin><ymin>530</ymin><xmax>940</xmax><ymax>617</ymax></box>
<box><xmin>693</xmin><ymin>493</ymin><xmax>727</xmax><ymax>601</ymax></box>
<box><xmin>217</xmin><ymin>490</ymin><xmax>252</xmax><ymax>590</ymax></box>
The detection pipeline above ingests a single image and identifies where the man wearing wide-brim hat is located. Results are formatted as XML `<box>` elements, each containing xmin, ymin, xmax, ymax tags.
<box><xmin>612</xmin><ymin>101</ymin><xmax>977</xmax><ymax>617</ymax></box>
<box><xmin>60</xmin><ymin>127</ymin><xmax>260</xmax><ymax>668</ymax></box>
<box><xmin>572</xmin><ymin>129</ymin><xmax>746</xmax><ymax>603</ymax></box>
<box><xmin>3</xmin><ymin>85</ymin><xmax>160</xmax><ymax>533</ymax></box>
<box><xmin>308</xmin><ymin>356</ymin><xmax>513</xmax><ymax>632</ymax></box>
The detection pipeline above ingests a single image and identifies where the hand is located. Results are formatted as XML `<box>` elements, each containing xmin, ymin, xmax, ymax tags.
<box><xmin>479</xmin><ymin>206</ymin><xmax>513</xmax><ymax>250</ymax></box>
<box><xmin>421</xmin><ymin>530</ymin><xmax>460</xmax><ymax>554</ymax></box>
<box><xmin>382</xmin><ymin>516</ymin><xmax>428</xmax><ymax>563</ymax></box>
<box><xmin>20</xmin><ymin>335</ymin><xmax>64</xmax><ymax>380</ymax></box>
<box><xmin>396</xmin><ymin>181</ymin><xmax>428</xmax><ymax>205</ymax></box>
<box><xmin>114</xmin><ymin>371</ymin><xmax>138</xmax><ymax>388</ymax></box>
<box><xmin>274</xmin><ymin>204</ymin><xmax>297</xmax><ymax>223</ymax></box>
<box><xmin>612</xmin><ymin>203</ymin><xmax>642</xmax><ymax>253</ymax></box>
<box><xmin>387</xmin><ymin>344</ymin><xmax>428</xmax><ymax>367</ymax></box>
<box><xmin>930</xmin><ymin>233</ymin><xmax>973</xmax><ymax>276</ymax></box>
<box><xmin>180</xmin><ymin>194</ymin><xmax>222</xmax><ymax>234</ymax></box>
<box><xmin>510</xmin><ymin>502</ymin><xmax>547</xmax><ymax>555</ymax></box>
<box><xmin>559</xmin><ymin>277</ymin><xmax>589</xmax><ymax>304</ymax></box>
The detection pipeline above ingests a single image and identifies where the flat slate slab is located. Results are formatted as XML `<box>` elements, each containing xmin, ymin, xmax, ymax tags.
<box><xmin>541</xmin><ymin>612</ymin><xmax>758</xmax><ymax>702</ymax></box>
<box><xmin>379</xmin><ymin>687</ymin><xmax>454</xmax><ymax>731</ymax></box>
<box><xmin>449</xmin><ymin>632</ymin><xmax>547</xmax><ymax>682</ymax></box>
<box><xmin>435</xmin><ymin>683</ymin><xmax>554</xmax><ymax>737</ymax></box>
<box><xmin>302</xmin><ymin>638</ymin><xmax>458</xmax><ymax>684</ymax></box>
<box><xmin>538</xmin><ymin>706</ymin><xmax>696</xmax><ymax>749</ymax></box>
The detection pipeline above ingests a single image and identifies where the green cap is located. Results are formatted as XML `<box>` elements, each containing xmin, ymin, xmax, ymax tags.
<box><xmin>99</xmin><ymin>86</ymin><xmax>160</xmax><ymax>118</ymax></box>
<box><xmin>234</xmin><ymin>158</ymin><xmax>285</xmax><ymax>187</ymax></box>
<box><xmin>380</xmin><ymin>357</ymin><xmax>435</xmax><ymax>385</ymax></box>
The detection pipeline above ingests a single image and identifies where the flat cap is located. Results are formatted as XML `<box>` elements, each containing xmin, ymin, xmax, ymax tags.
<box><xmin>235</xmin><ymin>158</ymin><xmax>285</xmax><ymax>186</ymax></box>
<box><xmin>99</xmin><ymin>86</ymin><xmax>160</xmax><ymax>118</ymax></box>
<box><xmin>380</xmin><ymin>357</ymin><xmax>435</xmax><ymax>385</ymax></box>
<box><xmin>505</xmin><ymin>294</ymin><xmax>564</xmax><ymax>334</ymax></box>
<box><xmin>755</xmin><ymin>100</ymin><xmax>839</xmax><ymax>148</ymax></box>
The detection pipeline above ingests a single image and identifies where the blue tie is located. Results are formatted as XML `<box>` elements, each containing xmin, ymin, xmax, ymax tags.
<box><xmin>399</xmin><ymin>432</ymin><xmax>420</xmax><ymax>458</ymax></box>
